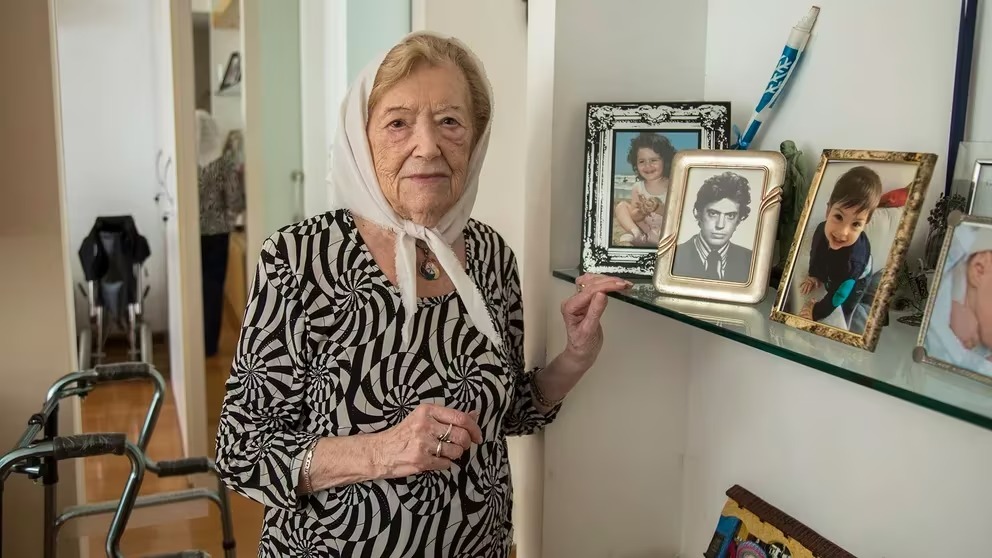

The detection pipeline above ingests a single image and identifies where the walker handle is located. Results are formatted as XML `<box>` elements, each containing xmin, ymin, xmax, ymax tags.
<box><xmin>157</xmin><ymin>457</ymin><xmax>212</xmax><ymax>477</ymax></box>
<box><xmin>51</xmin><ymin>434</ymin><xmax>126</xmax><ymax>460</ymax></box>
<box><xmin>93</xmin><ymin>362</ymin><xmax>151</xmax><ymax>382</ymax></box>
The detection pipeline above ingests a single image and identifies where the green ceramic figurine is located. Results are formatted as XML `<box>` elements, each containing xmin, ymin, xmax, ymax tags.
<box><xmin>772</xmin><ymin>140</ymin><xmax>812</xmax><ymax>285</ymax></box>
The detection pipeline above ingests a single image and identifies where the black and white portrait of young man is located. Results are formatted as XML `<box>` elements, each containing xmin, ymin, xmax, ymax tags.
<box><xmin>672</xmin><ymin>169</ymin><xmax>761</xmax><ymax>284</ymax></box>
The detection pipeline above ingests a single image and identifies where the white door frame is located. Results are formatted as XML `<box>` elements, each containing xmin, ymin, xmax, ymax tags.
<box><xmin>299</xmin><ymin>0</ymin><xmax>348</xmax><ymax>218</ymax></box>
<box><xmin>168</xmin><ymin>0</ymin><xmax>209</xmax><ymax>462</ymax></box>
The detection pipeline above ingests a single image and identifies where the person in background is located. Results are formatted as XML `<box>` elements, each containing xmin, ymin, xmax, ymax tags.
<box><xmin>196</xmin><ymin>109</ymin><xmax>245</xmax><ymax>357</ymax></box>
<box><xmin>214</xmin><ymin>31</ymin><xmax>628</xmax><ymax>557</ymax></box>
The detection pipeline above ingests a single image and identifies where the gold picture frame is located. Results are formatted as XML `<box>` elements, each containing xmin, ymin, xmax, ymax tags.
<box><xmin>653</xmin><ymin>149</ymin><xmax>785</xmax><ymax>304</ymax></box>
<box><xmin>913</xmin><ymin>210</ymin><xmax>992</xmax><ymax>386</ymax></box>
<box><xmin>770</xmin><ymin>149</ymin><xmax>937</xmax><ymax>352</ymax></box>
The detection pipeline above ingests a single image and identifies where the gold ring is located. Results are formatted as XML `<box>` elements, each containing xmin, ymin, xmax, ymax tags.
<box><xmin>438</xmin><ymin>423</ymin><xmax>453</xmax><ymax>443</ymax></box>
<box><xmin>435</xmin><ymin>440</ymin><xmax>444</xmax><ymax>457</ymax></box>
<box><xmin>577</xmin><ymin>283</ymin><xmax>585</xmax><ymax>292</ymax></box>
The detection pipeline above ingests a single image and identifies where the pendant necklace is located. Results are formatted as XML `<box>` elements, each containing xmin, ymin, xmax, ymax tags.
<box><xmin>416</xmin><ymin>240</ymin><xmax>441</xmax><ymax>281</ymax></box>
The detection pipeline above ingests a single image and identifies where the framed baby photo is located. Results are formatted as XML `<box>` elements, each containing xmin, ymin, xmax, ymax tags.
<box><xmin>771</xmin><ymin>149</ymin><xmax>937</xmax><ymax>352</ymax></box>
<box><xmin>580</xmin><ymin>101</ymin><xmax>731</xmax><ymax>276</ymax></box>
<box><xmin>653</xmin><ymin>149</ymin><xmax>785</xmax><ymax>304</ymax></box>
<box><xmin>966</xmin><ymin>159</ymin><xmax>992</xmax><ymax>217</ymax></box>
<box><xmin>914</xmin><ymin>211</ymin><xmax>992</xmax><ymax>386</ymax></box>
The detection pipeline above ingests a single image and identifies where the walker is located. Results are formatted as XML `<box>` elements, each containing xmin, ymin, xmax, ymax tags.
<box><xmin>0</xmin><ymin>362</ymin><xmax>234</xmax><ymax>557</ymax></box>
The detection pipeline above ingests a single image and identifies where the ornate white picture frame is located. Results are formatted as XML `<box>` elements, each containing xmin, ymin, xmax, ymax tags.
<box><xmin>580</xmin><ymin>101</ymin><xmax>731</xmax><ymax>276</ymax></box>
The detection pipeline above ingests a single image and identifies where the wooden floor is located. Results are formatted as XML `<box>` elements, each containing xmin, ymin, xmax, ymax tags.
<box><xmin>82</xmin><ymin>304</ymin><xmax>264</xmax><ymax>557</ymax></box>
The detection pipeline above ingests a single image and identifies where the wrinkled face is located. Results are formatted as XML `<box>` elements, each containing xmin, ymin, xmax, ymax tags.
<box><xmin>636</xmin><ymin>147</ymin><xmax>663</xmax><ymax>182</ymax></box>
<box><xmin>823</xmin><ymin>203</ymin><xmax>869</xmax><ymax>250</ymax></box>
<box><xmin>695</xmin><ymin>198</ymin><xmax>741</xmax><ymax>248</ymax></box>
<box><xmin>366</xmin><ymin>62</ymin><xmax>474</xmax><ymax>228</ymax></box>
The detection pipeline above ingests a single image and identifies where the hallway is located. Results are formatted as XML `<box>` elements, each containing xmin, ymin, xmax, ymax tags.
<box><xmin>82</xmin><ymin>304</ymin><xmax>263</xmax><ymax>556</ymax></box>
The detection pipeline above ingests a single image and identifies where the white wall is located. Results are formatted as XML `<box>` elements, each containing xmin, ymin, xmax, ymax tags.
<box><xmin>55</xmin><ymin>0</ymin><xmax>170</xmax><ymax>334</ymax></box>
<box><xmin>300</xmin><ymin>0</ymin><xmax>411</xmax><ymax>219</ymax></box>
<box><xmin>678</xmin><ymin>2</ymin><xmax>992</xmax><ymax>556</ymax></box>
<box><xmin>414</xmin><ymin>2</ymin><xmax>540</xmax><ymax>555</ymax></box>
<box><xmin>242</xmin><ymin>0</ymin><xmax>305</xmax><ymax>254</ymax></box>
<box><xmin>705</xmin><ymin>0</ymin><xmax>957</xmax><ymax>253</ymax></box>
<box><xmin>415</xmin><ymin>1</ymin><xmax>529</xmax><ymax>253</ymax></box>
<box><xmin>1</xmin><ymin>1</ymin><xmax>82</xmax><ymax>556</ymax></box>
<box><xmin>680</xmin><ymin>332</ymin><xmax>992</xmax><ymax>557</ymax></box>
<box><xmin>300</xmin><ymin>0</ymin><xmax>335</xmax><ymax>219</ymax></box>
<box><xmin>966</xmin><ymin>0</ymin><xmax>992</xmax><ymax>142</ymax></box>
<box><xmin>347</xmin><ymin>0</ymin><xmax>410</xmax><ymax>84</ymax></box>
<box><xmin>538</xmin><ymin>1</ymin><xmax>992</xmax><ymax>557</ymax></box>
<box><xmin>541</xmin><ymin>1</ymin><xmax>706</xmax><ymax>555</ymax></box>
<box><xmin>548</xmin><ymin>0</ymin><xmax>708</xmax><ymax>270</ymax></box>
<box><xmin>543</xmin><ymin>283</ymin><xmax>691</xmax><ymax>558</ymax></box>
<box><xmin>210</xmin><ymin>27</ymin><xmax>243</xmax><ymax>137</ymax></box>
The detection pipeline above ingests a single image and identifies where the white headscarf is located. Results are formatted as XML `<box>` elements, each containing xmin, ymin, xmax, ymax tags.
<box><xmin>327</xmin><ymin>31</ymin><xmax>501</xmax><ymax>350</ymax></box>
<box><xmin>196</xmin><ymin>109</ymin><xmax>224</xmax><ymax>168</ymax></box>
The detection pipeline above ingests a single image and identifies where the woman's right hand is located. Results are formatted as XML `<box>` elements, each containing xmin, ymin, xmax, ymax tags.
<box><xmin>370</xmin><ymin>404</ymin><xmax>483</xmax><ymax>479</ymax></box>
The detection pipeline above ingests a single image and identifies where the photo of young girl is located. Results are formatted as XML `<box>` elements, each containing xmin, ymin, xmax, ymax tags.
<box><xmin>611</xmin><ymin>131</ymin><xmax>699</xmax><ymax>247</ymax></box>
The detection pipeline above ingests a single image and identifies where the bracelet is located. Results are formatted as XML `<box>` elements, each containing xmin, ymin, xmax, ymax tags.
<box><xmin>530</xmin><ymin>372</ymin><xmax>563</xmax><ymax>408</ymax></box>
<box><xmin>302</xmin><ymin>439</ymin><xmax>318</xmax><ymax>495</ymax></box>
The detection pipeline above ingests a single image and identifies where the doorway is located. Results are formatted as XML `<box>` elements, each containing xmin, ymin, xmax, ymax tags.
<box><xmin>51</xmin><ymin>0</ymin><xmax>221</xmax><ymax>553</ymax></box>
<box><xmin>50</xmin><ymin>0</ymin><xmax>413</xmax><ymax>552</ymax></box>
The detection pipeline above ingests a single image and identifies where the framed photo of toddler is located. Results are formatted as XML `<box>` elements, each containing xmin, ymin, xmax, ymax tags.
<box><xmin>913</xmin><ymin>211</ymin><xmax>992</xmax><ymax>386</ymax></box>
<box><xmin>580</xmin><ymin>101</ymin><xmax>731</xmax><ymax>276</ymax></box>
<box><xmin>770</xmin><ymin>149</ymin><xmax>937</xmax><ymax>352</ymax></box>
<box><xmin>653</xmin><ymin>149</ymin><xmax>786</xmax><ymax>304</ymax></box>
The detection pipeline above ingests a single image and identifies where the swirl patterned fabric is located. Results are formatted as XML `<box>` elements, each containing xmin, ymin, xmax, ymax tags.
<box><xmin>215</xmin><ymin>209</ymin><xmax>561</xmax><ymax>557</ymax></box>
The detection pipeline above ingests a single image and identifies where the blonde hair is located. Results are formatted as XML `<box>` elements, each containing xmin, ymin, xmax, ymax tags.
<box><xmin>368</xmin><ymin>33</ymin><xmax>491</xmax><ymax>141</ymax></box>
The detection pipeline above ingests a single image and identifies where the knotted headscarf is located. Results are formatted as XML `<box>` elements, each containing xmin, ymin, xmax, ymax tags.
<box><xmin>327</xmin><ymin>31</ymin><xmax>501</xmax><ymax>350</ymax></box>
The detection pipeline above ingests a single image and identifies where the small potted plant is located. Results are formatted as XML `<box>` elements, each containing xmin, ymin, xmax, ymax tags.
<box><xmin>923</xmin><ymin>192</ymin><xmax>967</xmax><ymax>270</ymax></box>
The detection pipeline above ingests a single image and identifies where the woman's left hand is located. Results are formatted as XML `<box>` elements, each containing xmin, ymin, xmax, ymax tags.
<box><xmin>559</xmin><ymin>273</ymin><xmax>632</xmax><ymax>373</ymax></box>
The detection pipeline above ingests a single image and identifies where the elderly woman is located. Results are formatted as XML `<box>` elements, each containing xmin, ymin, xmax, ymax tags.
<box><xmin>215</xmin><ymin>31</ymin><xmax>629</xmax><ymax>557</ymax></box>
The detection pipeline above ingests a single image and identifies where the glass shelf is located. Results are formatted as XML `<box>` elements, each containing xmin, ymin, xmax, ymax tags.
<box><xmin>552</xmin><ymin>268</ymin><xmax>992</xmax><ymax>431</ymax></box>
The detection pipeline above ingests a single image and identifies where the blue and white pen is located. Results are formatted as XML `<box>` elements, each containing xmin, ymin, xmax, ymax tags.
<box><xmin>734</xmin><ymin>6</ymin><xmax>820</xmax><ymax>150</ymax></box>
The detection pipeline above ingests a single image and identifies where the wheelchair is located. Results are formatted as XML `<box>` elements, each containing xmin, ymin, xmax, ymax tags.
<box><xmin>0</xmin><ymin>362</ymin><xmax>235</xmax><ymax>557</ymax></box>
<box><xmin>77</xmin><ymin>215</ymin><xmax>154</xmax><ymax>368</ymax></box>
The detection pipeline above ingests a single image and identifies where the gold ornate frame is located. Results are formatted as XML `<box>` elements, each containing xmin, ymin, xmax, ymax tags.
<box><xmin>770</xmin><ymin>149</ymin><xmax>937</xmax><ymax>352</ymax></box>
<box><xmin>653</xmin><ymin>149</ymin><xmax>785</xmax><ymax>304</ymax></box>
<box><xmin>913</xmin><ymin>211</ymin><xmax>992</xmax><ymax>386</ymax></box>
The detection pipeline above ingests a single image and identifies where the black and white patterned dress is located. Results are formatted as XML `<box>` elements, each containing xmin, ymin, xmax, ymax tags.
<box><xmin>215</xmin><ymin>209</ymin><xmax>561</xmax><ymax>557</ymax></box>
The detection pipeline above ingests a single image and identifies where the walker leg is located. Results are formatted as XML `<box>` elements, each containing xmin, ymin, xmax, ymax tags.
<box><xmin>1</xmin><ymin>483</ymin><xmax>5</xmax><ymax>558</ymax></box>
<box><xmin>216</xmin><ymin>480</ymin><xmax>237</xmax><ymax>558</ymax></box>
<box><xmin>42</xmin><ymin>405</ymin><xmax>59</xmax><ymax>558</ymax></box>
<box><xmin>43</xmin><ymin>408</ymin><xmax>59</xmax><ymax>558</ymax></box>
